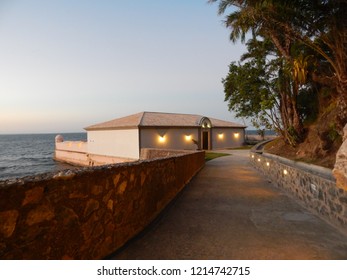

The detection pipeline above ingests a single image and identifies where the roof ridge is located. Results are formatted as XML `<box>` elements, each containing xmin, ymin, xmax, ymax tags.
<box><xmin>139</xmin><ymin>111</ymin><xmax>146</xmax><ymax>126</ymax></box>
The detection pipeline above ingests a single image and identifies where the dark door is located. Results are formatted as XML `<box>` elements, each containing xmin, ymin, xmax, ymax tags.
<box><xmin>202</xmin><ymin>131</ymin><xmax>209</xmax><ymax>150</ymax></box>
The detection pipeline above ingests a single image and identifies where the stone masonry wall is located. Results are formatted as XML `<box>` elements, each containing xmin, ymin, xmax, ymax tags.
<box><xmin>0</xmin><ymin>151</ymin><xmax>205</xmax><ymax>259</ymax></box>
<box><xmin>250</xmin><ymin>152</ymin><xmax>347</xmax><ymax>233</ymax></box>
<box><xmin>140</xmin><ymin>148</ymin><xmax>195</xmax><ymax>160</ymax></box>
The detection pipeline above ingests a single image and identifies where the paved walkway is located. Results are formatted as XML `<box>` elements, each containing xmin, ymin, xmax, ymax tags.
<box><xmin>112</xmin><ymin>150</ymin><xmax>347</xmax><ymax>260</ymax></box>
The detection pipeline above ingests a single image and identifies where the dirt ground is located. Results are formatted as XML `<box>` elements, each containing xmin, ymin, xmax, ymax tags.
<box><xmin>264</xmin><ymin>133</ymin><xmax>339</xmax><ymax>169</ymax></box>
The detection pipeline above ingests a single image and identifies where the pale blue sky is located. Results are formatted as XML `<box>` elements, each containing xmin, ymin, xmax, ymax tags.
<box><xmin>0</xmin><ymin>0</ymin><xmax>247</xmax><ymax>134</ymax></box>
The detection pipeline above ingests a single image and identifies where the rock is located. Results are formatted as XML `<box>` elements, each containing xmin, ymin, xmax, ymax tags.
<box><xmin>91</xmin><ymin>185</ymin><xmax>103</xmax><ymax>196</ymax></box>
<box><xmin>0</xmin><ymin>210</ymin><xmax>19</xmax><ymax>238</ymax></box>
<box><xmin>117</xmin><ymin>181</ymin><xmax>127</xmax><ymax>194</ymax></box>
<box><xmin>333</xmin><ymin>124</ymin><xmax>347</xmax><ymax>189</ymax></box>
<box><xmin>107</xmin><ymin>200</ymin><xmax>113</xmax><ymax>212</ymax></box>
<box><xmin>57</xmin><ymin>207</ymin><xmax>79</xmax><ymax>226</ymax></box>
<box><xmin>22</xmin><ymin>187</ymin><xmax>44</xmax><ymax>206</ymax></box>
<box><xmin>83</xmin><ymin>199</ymin><xmax>99</xmax><ymax>218</ymax></box>
<box><xmin>26</xmin><ymin>204</ymin><xmax>55</xmax><ymax>226</ymax></box>
<box><xmin>53</xmin><ymin>170</ymin><xmax>75</xmax><ymax>180</ymax></box>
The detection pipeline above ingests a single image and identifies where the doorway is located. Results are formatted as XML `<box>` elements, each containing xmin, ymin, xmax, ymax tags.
<box><xmin>202</xmin><ymin>131</ymin><xmax>209</xmax><ymax>150</ymax></box>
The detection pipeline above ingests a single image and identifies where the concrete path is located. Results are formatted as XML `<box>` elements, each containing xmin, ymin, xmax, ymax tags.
<box><xmin>112</xmin><ymin>150</ymin><xmax>347</xmax><ymax>260</ymax></box>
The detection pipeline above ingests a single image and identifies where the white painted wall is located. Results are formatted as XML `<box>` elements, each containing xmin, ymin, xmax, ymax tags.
<box><xmin>55</xmin><ymin>141</ymin><xmax>88</xmax><ymax>153</ymax></box>
<box><xmin>140</xmin><ymin>128</ymin><xmax>199</xmax><ymax>150</ymax></box>
<box><xmin>211</xmin><ymin>128</ymin><xmax>245</xmax><ymax>149</ymax></box>
<box><xmin>87</xmin><ymin>129</ymin><xmax>140</xmax><ymax>159</ymax></box>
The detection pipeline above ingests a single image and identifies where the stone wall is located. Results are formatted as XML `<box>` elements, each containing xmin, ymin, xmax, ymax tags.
<box><xmin>0</xmin><ymin>151</ymin><xmax>205</xmax><ymax>259</ymax></box>
<box><xmin>140</xmin><ymin>148</ymin><xmax>196</xmax><ymax>160</ymax></box>
<box><xmin>250</xmin><ymin>152</ymin><xmax>347</xmax><ymax>233</ymax></box>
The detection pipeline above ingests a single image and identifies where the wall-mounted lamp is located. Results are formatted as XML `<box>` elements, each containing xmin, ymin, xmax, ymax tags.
<box><xmin>283</xmin><ymin>169</ymin><xmax>288</xmax><ymax>175</ymax></box>
<box><xmin>185</xmin><ymin>135</ymin><xmax>192</xmax><ymax>141</ymax></box>
<box><xmin>266</xmin><ymin>162</ymin><xmax>270</xmax><ymax>167</ymax></box>
<box><xmin>158</xmin><ymin>135</ymin><xmax>166</xmax><ymax>143</ymax></box>
<box><xmin>218</xmin><ymin>133</ymin><xmax>224</xmax><ymax>139</ymax></box>
<box><xmin>234</xmin><ymin>132</ymin><xmax>240</xmax><ymax>138</ymax></box>
<box><xmin>257</xmin><ymin>158</ymin><xmax>261</xmax><ymax>162</ymax></box>
<box><xmin>251</xmin><ymin>154</ymin><xmax>255</xmax><ymax>158</ymax></box>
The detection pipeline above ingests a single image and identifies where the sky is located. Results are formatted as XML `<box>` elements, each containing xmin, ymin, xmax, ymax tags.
<box><xmin>0</xmin><ymin>0</ymin><xmax>247</xmax><ymax>134</ymax></box>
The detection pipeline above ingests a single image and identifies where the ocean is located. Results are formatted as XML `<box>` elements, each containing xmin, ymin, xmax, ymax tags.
<box><xmin>0</xmin><ymin>130</ymin><xmax>271</xmax><ymax>181</ymax></box>
<box><xmin>0</xmin><ymin>133</ymin><xmax>87</xmax><ymax>181</ymax></box>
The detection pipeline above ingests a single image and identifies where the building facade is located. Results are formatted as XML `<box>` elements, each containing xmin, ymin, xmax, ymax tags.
<box><xmin>55</xmin><ymin>111</ymin><xmax>246</xmax><ymax>166</ymax></box>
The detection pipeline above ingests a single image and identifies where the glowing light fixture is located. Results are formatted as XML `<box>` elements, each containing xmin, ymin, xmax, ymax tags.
<box><xmin>257</xmin><ymin>158</ymin><xmax>261</xmax><ymax>162</ymax></box>
<box><xmin>266</xmin><ymin>162</ymin><xmax>270</xmax><ymax>167</ymax></box>
<box><xmin>251</xmin><ymin>155</ymin><xmax>255</xmax><ymax>158</ymax></box>
<box><xmin>283</xmin><ymin>169</ymin><xmax>288</xmax><ymax>175</ymax></box>
<box><xmin>218</xmin><ymin>133</ymin><xmax>224</xmax><ymax>139</ymax></box>
<box><xmin>185</xmin><ymin>135</ymin><xmax>192</xmax><ymax>141</ymax></box>
<box><xmin>234</xmin><ymin>132</ymin><xmax>240</xmax><ymax>138</ymax></box>
<box><xmin>158</xmin><ymin>135</ymin><xmax>166</xmax><ymax>143</ymax></box>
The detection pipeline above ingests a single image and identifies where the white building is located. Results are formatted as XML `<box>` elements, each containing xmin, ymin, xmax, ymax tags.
<box><xmin>55</xmin><ymin>111</ymin><xmax>246</xmax><ymax>166</ymax></box>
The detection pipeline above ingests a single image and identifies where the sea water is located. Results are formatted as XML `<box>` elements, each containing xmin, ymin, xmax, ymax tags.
<box><xmin>0</xmin><ymin>130</ymin><xmax>269</xmax><ymax>181</ymax></box>
<box><xmin>0</xmin><ymin>133</ymin><xmax>86</xmax><ymax>181</ymax></box>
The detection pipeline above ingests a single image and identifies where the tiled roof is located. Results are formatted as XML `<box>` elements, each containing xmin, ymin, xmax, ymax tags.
<box><xmin>140</xmin><ymin>112</ymin><xmax>203</xmax><ymax>127</ymax></box>
<box><xmin>85</xmin><ymin>112</ymin><xmax>143</xmax><ymax>130</ymax></box>
<box><xmin>209</xmin><ymin>117</ymin><xmax>246</xmax><ymax>128</ymax></box>
<box><xmin>85</xmin><ymin>112</ymin><xmax>246</xmax><ymax>130</ymax></box>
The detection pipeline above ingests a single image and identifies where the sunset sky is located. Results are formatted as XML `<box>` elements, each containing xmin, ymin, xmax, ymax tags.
<box><xmin>0</xmin><ymin>0</ymin><xmax>246</xmax><ymax>134</ymax></box>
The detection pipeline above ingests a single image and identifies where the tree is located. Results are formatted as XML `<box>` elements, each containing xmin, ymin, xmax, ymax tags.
<box><xmin>222</xmin><ymin>36</ymin><xmax>311</xmax><ymax>146</ymax></box>
<box><xmin>209</xmin><ymin>0</ymin><xmax>347</xmax><ymax>135</ymax></box>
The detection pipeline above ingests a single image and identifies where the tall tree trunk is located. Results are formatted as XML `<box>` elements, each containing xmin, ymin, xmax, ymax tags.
<box><xmin>336</xmin><ymin>82</ymin><xmax>347</xmax><ymax>133</ymax></box>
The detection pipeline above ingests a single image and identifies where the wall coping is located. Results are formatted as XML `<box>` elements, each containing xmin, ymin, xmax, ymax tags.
<box><xmin>250</xmin><ymin>139</ymin><xmax>273</xmax><ymax>153</ymax></box>
<box><xmin>0</xmin><ymin>150</ymin><xmax>205</xmax><ymax>189</ymax></box>
<box><xmin>251</xmin><ymin>151</ymin><xmax>335</xmax><ymax>182</ymax></box>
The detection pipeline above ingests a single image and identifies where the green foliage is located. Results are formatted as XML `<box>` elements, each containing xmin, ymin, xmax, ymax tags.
<box><xmin>210</xmin><ymin>0</ymin><xmax>347</xmax><ymax>138</ymax></box>
<box><xmin>205</xmin><ymin>152</ymin><xmax>230</xmax><ymax>162</ymax></box>
<box><xmin>327</xmin><ymin>123</ymin><xmax>340</xmax><ymax>142</ymax></box>
<box><xmin>287</xmin><ymin>126</ymin><xmax>300</xmax><ymax>145</ymax></box>
<box><xmin>297</xmin><ymin>87</ymin><xmax>319</xmax><ymax>125</ymax></box>
<box><xmin>257</xmin><ymin>129</ymin><xmax>265</xmax><ymax>140</ymax></box>
<box><xmin>323</xmin><ymin>101</ymin><xmax>336</xmax><ymax>115</ymax></box>
<box><xmin>228</xmin><ymin>145</ymin><xmax>252</xmax><ymax>150</ymax></box>
<box><xmin>222</xmin><ymin>36</ymin><xmax>281</xmax><ymax>132</ymax></box>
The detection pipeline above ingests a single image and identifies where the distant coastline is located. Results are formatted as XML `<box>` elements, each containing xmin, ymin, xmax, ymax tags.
<box><xmin>0</xmin><ymin>130</ymin><xmax>274</xmax><ymax>136</ymax></box>
<box><xmin>245</xmin><ymin>129</ymin><xmax>276</xmax><ymax>136</ymax></box>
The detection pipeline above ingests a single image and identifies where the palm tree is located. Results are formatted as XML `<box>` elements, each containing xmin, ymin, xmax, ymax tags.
<box><xmin>210</xmin><ymin>0</ymin><xmax>306</xmax><ymax>145</ymax></box>
<box><xmin>210</xmin><ymin>0</ymin><xmax>347</xmax><ymax>134</ymax></box>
